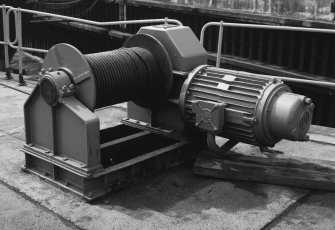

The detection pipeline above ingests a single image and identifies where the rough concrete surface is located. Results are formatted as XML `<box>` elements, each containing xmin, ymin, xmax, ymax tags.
<box><xmin>0</xmin><ymin>182</ymin><xmax>75</xmax><ymax>230</ymax></box>
<box><xmin>271</xmin><ymin>192</ymin><xmax>335</xmax><ymax>230</ymax></box>
<box><xmin>1</xmin><ymin>74</ymin><xmax>335</xmax><ymax>230</ymax></box>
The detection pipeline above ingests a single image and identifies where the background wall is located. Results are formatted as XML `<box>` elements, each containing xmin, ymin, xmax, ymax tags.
<box><xmin>161</xmin><ymin>0</ymin><xmax>334</xmax><ymax>21</ymax></box>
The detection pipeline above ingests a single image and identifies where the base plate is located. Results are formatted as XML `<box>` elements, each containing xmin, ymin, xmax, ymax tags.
<box><xmin>23</xmin><ymin>124</ymin><xmax>203</xmax><ymax>201</ymax></box>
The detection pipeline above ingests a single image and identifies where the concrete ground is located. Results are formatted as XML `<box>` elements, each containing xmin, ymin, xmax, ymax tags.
<box><xmin>1</xmin><ymin>73</ymin><xmax>335</xmax><ymax>230</ymax></box>
<box><xmin>0</xmin><ymin>182</ymin><xmax>76</xmax><ymax>230</ymax></box>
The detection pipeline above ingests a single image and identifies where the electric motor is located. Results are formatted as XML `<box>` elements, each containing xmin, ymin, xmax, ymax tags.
<box><xmin>179</xmin><ymin>65</ymin><xmax>315</xmax><ymax>147</ymax></box>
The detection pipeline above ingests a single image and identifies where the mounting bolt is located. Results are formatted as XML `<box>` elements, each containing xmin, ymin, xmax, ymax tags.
<box><xmin>69</xmin><ymin>84</ymin><xmax>74</xmax><ymax>90</ymax></box>
<box><xmin>48</xmin><ymin>67</ymin><xmax>54</xmax><ymax>72</ymax></box>
<box><xmin>40</xmin><ymin>68</ymin><xmax>46</xmax><ymax>75</ymax></box>
<box><xmin>272</xmin><ymin>78</ymin><xmax>282</xmax><ymax>84</ymax></box>
<box><xmin>304</xmin><ymin>97</ymin><xmax>312</xmax><ymax>105</ymax></box>
<box><xmin>61</xmin><ymin>85</ymin><xmax>67</xmax><ymax>92</ymax></box>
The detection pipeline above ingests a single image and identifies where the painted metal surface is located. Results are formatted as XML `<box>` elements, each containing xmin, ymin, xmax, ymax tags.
<box><xmin>179</xmin><ymin>65</ymin><xmax>314</xmax><ymax>147</ymax></box>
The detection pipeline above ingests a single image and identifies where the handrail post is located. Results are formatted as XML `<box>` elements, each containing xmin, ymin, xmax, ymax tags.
<box><xmin>17</xmin><ymin>8</ymin><xmax>26</xmax><ymax>86</ymax></box>
<box><xmin>2</xmin><ymin>5</ymin><xmax>11</xmax><ymax>79</ymax></box>
<box><xmin>216</xmin><ymin>21</ymin><xmax>224</xmax><ymax>68</ymax></box>
<box><xmin>5</xmin><ymin>8</ymin><xmax>18</xmax><ymax>48</ymax></box>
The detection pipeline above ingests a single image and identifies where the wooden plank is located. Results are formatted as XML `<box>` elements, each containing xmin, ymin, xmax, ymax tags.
<box><xmin>257</xmin><ymin>29</ymin><xmax>264</xmax><ymax>62</ymax></box>
<box><xmin>298</xmin><ymin>33</ymin><xmax>307</xmax><ymax>72</ymax></box>
<box><xmin>194</xmin><ymin>150</ymin><xmax>335</xmax><ymax>192</ymax></box>
<box><xmin>266</xmin><ymin>30</ymin><xmax>273</xmax><ymax>64</ymax></box>
<box><xmin>238</xmin><ymin>28</ymin><xmax>245</xmax><ymax>57</ymax></box>
<box><xmin>276</xmin><ymin>31</ymin><xmax>284</xmax><ymax>66</ymax></box>
<box><xmin>231</xmin><ymin>27</ymin><xmax>237</xmax><ymax>56</ymax></box>
<box><xmin>309</xmin><ymin>34</ymin><xmax>317</xmax><ymax>74</ymax></box>
<box><xmin>248</xmin><ymin>29</ymin><xmax>254</xmax><ymax>59</ymax></box>
<box><xmin>321</xmin><ymin>36</ymin><xmax>330</xmax><ymax>76</ymax></box>
<box><xmin>287</xmin><ymin>31</ymin><xmax>296</xmax><ymax>69</ymax></box>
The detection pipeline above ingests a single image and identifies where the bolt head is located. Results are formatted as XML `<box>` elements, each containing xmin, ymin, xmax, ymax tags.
<box><xmin>304</xmin><ymin>97</ymin><xmax>312</xmax><ymax>105</ymax></box>
<box><xmin>48</xmin><ymin>67</ymin><xmax>54</xmax><ymax>72</ymax></box>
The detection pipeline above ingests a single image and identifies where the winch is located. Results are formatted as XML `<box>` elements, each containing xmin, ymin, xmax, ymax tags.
<box><xmin>22</xmin><ymin>25</ymin><xmax>314</xmax><ymax>200</ymax></box>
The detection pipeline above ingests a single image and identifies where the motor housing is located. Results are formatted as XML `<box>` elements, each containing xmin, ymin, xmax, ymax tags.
<box><xmin>179</xmin><ymin>65</ymin><xmax>314</xmax><ymax>147</ymax></box>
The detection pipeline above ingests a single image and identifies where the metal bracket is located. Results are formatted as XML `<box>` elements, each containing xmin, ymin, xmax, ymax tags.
<box><xmin>121</xmin><ymin>118</ymin><xmax>174</xmax><ymax>137</ymax></box>
<box><xmin>207</xmin><ymin>133</ymin><xmax>239</xmax><ymax>154</ymax></box>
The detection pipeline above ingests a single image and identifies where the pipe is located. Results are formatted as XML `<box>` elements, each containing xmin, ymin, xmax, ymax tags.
<box><xmin>17</xmin><ymin>8</ymin><xmax>26</xmax><ymax>86</ymax></box>
<box><xmin>216</xmin><ymin>21</ymin><xmax>223</xmax><ymax>68</ymax></box>
<box><xmin>10</xmin><ymin>7</ymin><xmax>183</xmax><ymax>27</ymax></box>
<box><xmin>4</xmin><ymin>6</ymin><xmax>183</xmax><ymax>53</ymax></box>
<box><xmin>5</xmin><ymin>7</ymin><xmax>18</xmax><ymax>46</ymax></box>
<box><xmin>1</xmin><ymin>5</ymin><xmax>11</xmax><ymax>79</ymax></box>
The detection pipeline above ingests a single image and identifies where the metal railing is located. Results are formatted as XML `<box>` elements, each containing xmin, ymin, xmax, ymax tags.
<box><xmin>2</xmin><ymin>5</ymin><xmax>335</xmax><ymax>88</ymax></box>
<box><xmin>200</xmin><ymin>21</ymin><xmax>335</xmax><ymax>88</ymax></box>
<box><xmin>1</xmin><ymin>5</ymin><xmax>183</xmax><ymax>85</ymax></box>
<box><xmin>1</xmin><ymin>5</ymin><xmax>12</xmax><ymax>80</ymax></box>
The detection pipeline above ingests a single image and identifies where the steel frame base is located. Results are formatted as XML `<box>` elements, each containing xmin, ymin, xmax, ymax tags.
<box><xmin>22</xmin><ymin>124</ymin><xmax>203</xmax><ymax>201</ymax></box>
